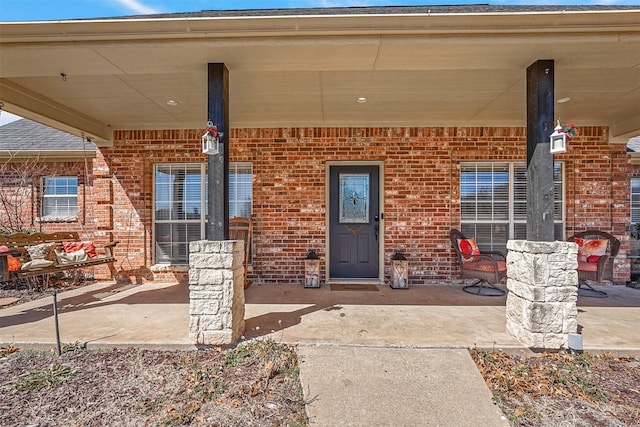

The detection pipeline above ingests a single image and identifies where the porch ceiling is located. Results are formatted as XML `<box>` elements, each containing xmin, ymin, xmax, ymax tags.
<box><xmin>0</xmin><ymin>9</ymin><xmax>639</xmax><ymax>145</ymax></box>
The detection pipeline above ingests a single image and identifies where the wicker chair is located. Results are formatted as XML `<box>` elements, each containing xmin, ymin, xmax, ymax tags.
<box><xmin>567</xmin><ymin>230</ymin><xmax>620</xmax><ymax>298</ymax></box>
<box><xmin>449</xmin><ymin>229</ymin><xmax>507</xmax><ymax>296</ymax></box>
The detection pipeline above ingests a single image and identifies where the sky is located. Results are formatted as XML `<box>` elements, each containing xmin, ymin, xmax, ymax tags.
<box><xmin>0</xmin><ymin>0</ymin><xmax>638</xmax><ymax>126</ymax></box>
<box><xmin>1</xmin><ymin>0</ymin><xmax>638</xmax><ymax>23</ymax></box>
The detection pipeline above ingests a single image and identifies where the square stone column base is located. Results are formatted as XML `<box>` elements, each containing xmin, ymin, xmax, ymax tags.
<box><xmin>506</xmin><ymin>240</ymin><xmax>578</xmax><ymax>349</ymax></box>
<box><xmin>188</xmin><ymin>240</ymin><xmax>245</xmax><ymax>345</ymax></box>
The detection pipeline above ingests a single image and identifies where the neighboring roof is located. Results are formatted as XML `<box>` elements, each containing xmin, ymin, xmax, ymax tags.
<box><xmin>628</xmin><ymin>137</ymin><xmax>640</xmax><ymax>153</ymax></box>
<box><xmin>0</xmin><ymin>119</ymin><xmax>96</xmax><ymax>160</ymax></box>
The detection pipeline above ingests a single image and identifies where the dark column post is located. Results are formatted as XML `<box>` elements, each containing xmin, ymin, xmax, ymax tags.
<box><xmin>526</xmin><ymin>60</ymin><xmax>555</xmax><ymax>242</ymax></box>
<box><xmin>207</xmin><ymin>63</ymin><xmax>229</xmax><ymax>240</ymax></box>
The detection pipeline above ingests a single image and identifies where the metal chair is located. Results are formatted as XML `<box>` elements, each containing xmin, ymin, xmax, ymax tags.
<box><xmin>567</xmin><ymin>230</ymin><xmax>619</xmax><ymax>298</ymax></box>
<box><xmin>449</xmin><ymin>229</ymin><xmax>507</xmax><ymax>296</ymax></box>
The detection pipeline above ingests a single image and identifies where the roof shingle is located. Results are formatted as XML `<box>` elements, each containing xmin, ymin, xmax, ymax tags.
<box><xmin>0</xmin><ymin>119</ymin><xmax>96</xmax><ymax>152</ymax></box>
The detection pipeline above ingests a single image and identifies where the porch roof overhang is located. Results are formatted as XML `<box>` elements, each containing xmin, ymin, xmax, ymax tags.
<box><xmin>0</xmin><ymin>6</ymin><xmax>639</xmax><ymax>146</ymax></box>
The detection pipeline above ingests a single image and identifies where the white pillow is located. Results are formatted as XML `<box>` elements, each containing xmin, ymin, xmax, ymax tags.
<box><xmin>21</xmin><ymin>259</ymin><xmax>54</xmax><ymax>270</ymax></box>
<box><xmin>55</xmin><ymin>249</ymin><xmax>88</xmax><ymax>265</ymax></box>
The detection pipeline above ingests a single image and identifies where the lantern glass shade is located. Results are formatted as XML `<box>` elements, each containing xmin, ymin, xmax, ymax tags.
<box><xmin>549</xmin><ymin>123</ymin><xmax>567</xmax><ymax>154</ymax></box>
<box><xmin>390</xmin><ymin>257</ymin><xmax>409</xmax><ymax>289</ymax></box>
<box><xmin>202</xmin><ymin>132</ymin><xmax>219</xmax><ymax>155</ymax></box>
<box><xmin>304</xmin><ymin>258</ymin><xmax>320</xmax><ymax>288</ymax></box>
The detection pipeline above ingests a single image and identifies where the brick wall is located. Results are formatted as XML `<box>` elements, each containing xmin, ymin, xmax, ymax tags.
<box><xmin>0</xmin><ymin>127</ymin><xmax>630</xmax><ymax>284</ymax></box>
<box><xmin>88</xmin><ymin>125</ymin><xmax>631</xmax><ymax>285</ymax></box>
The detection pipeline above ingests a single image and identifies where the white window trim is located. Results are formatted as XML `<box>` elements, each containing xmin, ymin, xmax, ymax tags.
<box><xmin>460</xmin><ymin>161</ymin><xmax>565</xmax><ymax>248</ymax></box>
<box><xmin>631</xmin><ymin>178</ymin><xmax>640</xmax><ymax>225</ymax></box>
<box><xmin>40</xmin><ymin>176</ymin><xmax>79</xmax><ymax>222</ymax></box>
<box><xmin>153</xmin><ymin>163</ymin><xmax>207</xmax><ymax>265</ymax></box>
<box><xmin>152</xmin><ymin>162</ymin><xmax>253</xmax><ymax>265</ymax></box>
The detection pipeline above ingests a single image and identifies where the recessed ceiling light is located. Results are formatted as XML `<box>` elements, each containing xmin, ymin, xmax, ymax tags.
<box><xmin>166</xmin><ymin>100</ymin><xmax>179</xmax><ymax>106</ymax></box>
<box><xmin>557</xmin><ymin>97</ymin><xmax>571</xmax><ymax>104</ymax></box>
<box><xmin>356</xmin><ymin>97</ymin><xmax>367</xmax><ymax>103</ymax></box>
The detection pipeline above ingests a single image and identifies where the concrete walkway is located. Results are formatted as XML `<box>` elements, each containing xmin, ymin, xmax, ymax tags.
<box><xmin>2</xmin><ymin>281</ymin><xmax>640</xmax><ymax>426</ymax></box>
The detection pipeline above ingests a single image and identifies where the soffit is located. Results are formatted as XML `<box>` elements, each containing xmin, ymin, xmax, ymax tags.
<box><xmin>0</xmin><ymin>9</ymin><xmax>639</xmax><ymax>145</ymax></box>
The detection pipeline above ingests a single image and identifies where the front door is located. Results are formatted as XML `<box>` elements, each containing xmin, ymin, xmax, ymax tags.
<box><xmin>329</xmin><ymin>165</ymin><xmax>380</xmax><ymax>279</ymax></box>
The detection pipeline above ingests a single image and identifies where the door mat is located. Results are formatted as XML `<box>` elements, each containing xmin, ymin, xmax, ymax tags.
<box><xmin>330</xmin><ymin>283</ymin><xmax>379</xmax><ymax>291</ymax></box>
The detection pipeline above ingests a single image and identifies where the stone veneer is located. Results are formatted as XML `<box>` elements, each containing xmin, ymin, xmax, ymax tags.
<box><xmin>506</xmin><ymin>240</ymin><xmax>579</xmax><ymax>349</ymax></box>
<box><xmin>189</xmin><ymin>240</ymin><xmax>245</xmax><ymax>345</ymax></box>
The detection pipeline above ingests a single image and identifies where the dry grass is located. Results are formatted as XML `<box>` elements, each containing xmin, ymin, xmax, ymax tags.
<box><xmin>471</xmin><ymin>348</ymin><xmax>640</xmax><ymax>426</ymax></box>
<box><xmin>0</xmin><ymin>340</ymin><xmax>308</xmax><ymax>426</ymax></box>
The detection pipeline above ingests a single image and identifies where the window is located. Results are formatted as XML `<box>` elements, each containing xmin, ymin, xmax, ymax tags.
<box><xmin>154</xmin><ymin>162</ymin><xmax>252</xmax><ymax>264</ymax></box>
<box><xmin>229</xmin><ymin>163</ymin><xmax>253</xmax><ymax>219</ymax></box>
<box><xmin>41</xmin><ymin>176</ymin><xmax>78</xmax><ymax>219</ymax></box>
<box><xmin>460</xmin><ymin>162</ymin><xmax>564</xmax><ymax>253</ymax></box>
<box><xmin>631</xmin><ymin>178</ymin><xmax>640</xmax><ymax>225</ymax></box>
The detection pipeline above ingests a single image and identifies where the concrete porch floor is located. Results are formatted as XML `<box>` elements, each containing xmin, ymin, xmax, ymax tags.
<box><xmin>3</xmin><ymin>280</ymin><xmax>640</xmax><ymax>426</ymax></box>
<box><xmin>1</xmin><ymin>280</ymin><xmax>639</xmax><ymax>354</ymax></box>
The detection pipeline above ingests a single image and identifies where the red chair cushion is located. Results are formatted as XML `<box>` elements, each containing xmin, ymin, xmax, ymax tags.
<box><xmin>577</xmin><ymin>261</ymin><xmax>598</xmax><ymax>272</ymax></box>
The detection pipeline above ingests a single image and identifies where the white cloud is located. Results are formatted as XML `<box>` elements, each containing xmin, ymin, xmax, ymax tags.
<box><xmin>113</xmin><ymin>0</ymin><xmax>161</xmax><ymax>15</ymax></box>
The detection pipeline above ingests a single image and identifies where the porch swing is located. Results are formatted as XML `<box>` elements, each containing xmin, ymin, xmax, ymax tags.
<box><xmin>0</xmin><ymin>127</ymin><xmax>119</xmax><ymax>288</ymax></box>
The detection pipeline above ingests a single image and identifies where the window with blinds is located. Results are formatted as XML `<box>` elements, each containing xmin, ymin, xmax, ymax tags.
<box><xmin>632</xmin><ymin>179</ymin><xmax>640</xmax><ymax>225</ymax></box>
<box><xmin>154</xmin><ymin>162</ymin><xmax>252</xmax><ymax>265</ymax></box>
<box><xmin>460</xmin><ymin>162</ymin><xmax>564</xmax><ymax>253</ymax></box>
<box><xmin>41</xmin><ymin>176</ymin><xmax>78</xmax><ymax>219</ymax></box>
<box><xmin>229</xmin><ymin>163</ymin><xmax>252</xmax><ymax>219</ymax></box>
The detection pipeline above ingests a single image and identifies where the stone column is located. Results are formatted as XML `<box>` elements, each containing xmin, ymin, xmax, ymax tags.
<box><xmin>506</xmin><ymin>240</ymin><xmax>578</xmax><ymax>349</ymax></box>
<box><xmin>189</xmin><ymin>240</ymin><xmax>245</xmax><ymax>345</ymax></box>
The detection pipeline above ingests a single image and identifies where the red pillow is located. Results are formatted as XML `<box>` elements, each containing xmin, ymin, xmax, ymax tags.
<box><xmin>457</xmin><ymin>238</ymin><xmax>480</xmax><ymax>263</ymax></box>
<box><xmin>63</xmin><ymin>241</ymin><xmax>97</xmax><ymax>258</ymax></box>
<box><xmin>459</xmin><ymin>240</ymin><xmax>473</xmax><ymax>254</ymax></box>
<box><xmin>586</xmin><ymin>255</ymin><xmax>601</xmax><ymax>263</ymax></box>
<box><xmin>576</xmin><ymin>239</ymin><xmax>608</xmax><ymax>263</ymax></box>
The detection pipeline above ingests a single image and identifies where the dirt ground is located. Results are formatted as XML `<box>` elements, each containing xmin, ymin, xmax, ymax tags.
<box><xmin>2</xmin><ymin>284</ymin><xmax>640</xmax><ymax>426</ymax></box>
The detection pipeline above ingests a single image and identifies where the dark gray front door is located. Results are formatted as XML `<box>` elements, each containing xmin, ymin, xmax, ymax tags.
<box><xmin>329</xmin><ymin>165</ymin><xmax>380</xmax><ymax>279</ymax></box>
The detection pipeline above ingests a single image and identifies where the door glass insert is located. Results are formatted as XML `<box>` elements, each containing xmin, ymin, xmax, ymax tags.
<box><xmin>339</xmin><ymin>173</ymin><xmax>369</xmax><ymax>223</ymax></box>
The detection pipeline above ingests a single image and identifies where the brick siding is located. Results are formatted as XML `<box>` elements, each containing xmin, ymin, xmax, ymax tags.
<box><xmin>1</xmin><ymin>126</ymin><xmax>631</xmax><ymax>285</ymax></box>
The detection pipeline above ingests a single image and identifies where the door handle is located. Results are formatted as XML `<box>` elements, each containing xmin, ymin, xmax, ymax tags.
<box><xmin>374</xmin><ymin>214</ymin><xmax>380</xmax><ymax>241</ymax></box>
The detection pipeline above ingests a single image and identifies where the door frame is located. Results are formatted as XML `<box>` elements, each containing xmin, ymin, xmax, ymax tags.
<box><xmin>325</xmin><ymin>160</ymin><xmax>385</xmax><ymax>284</ymax></box>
